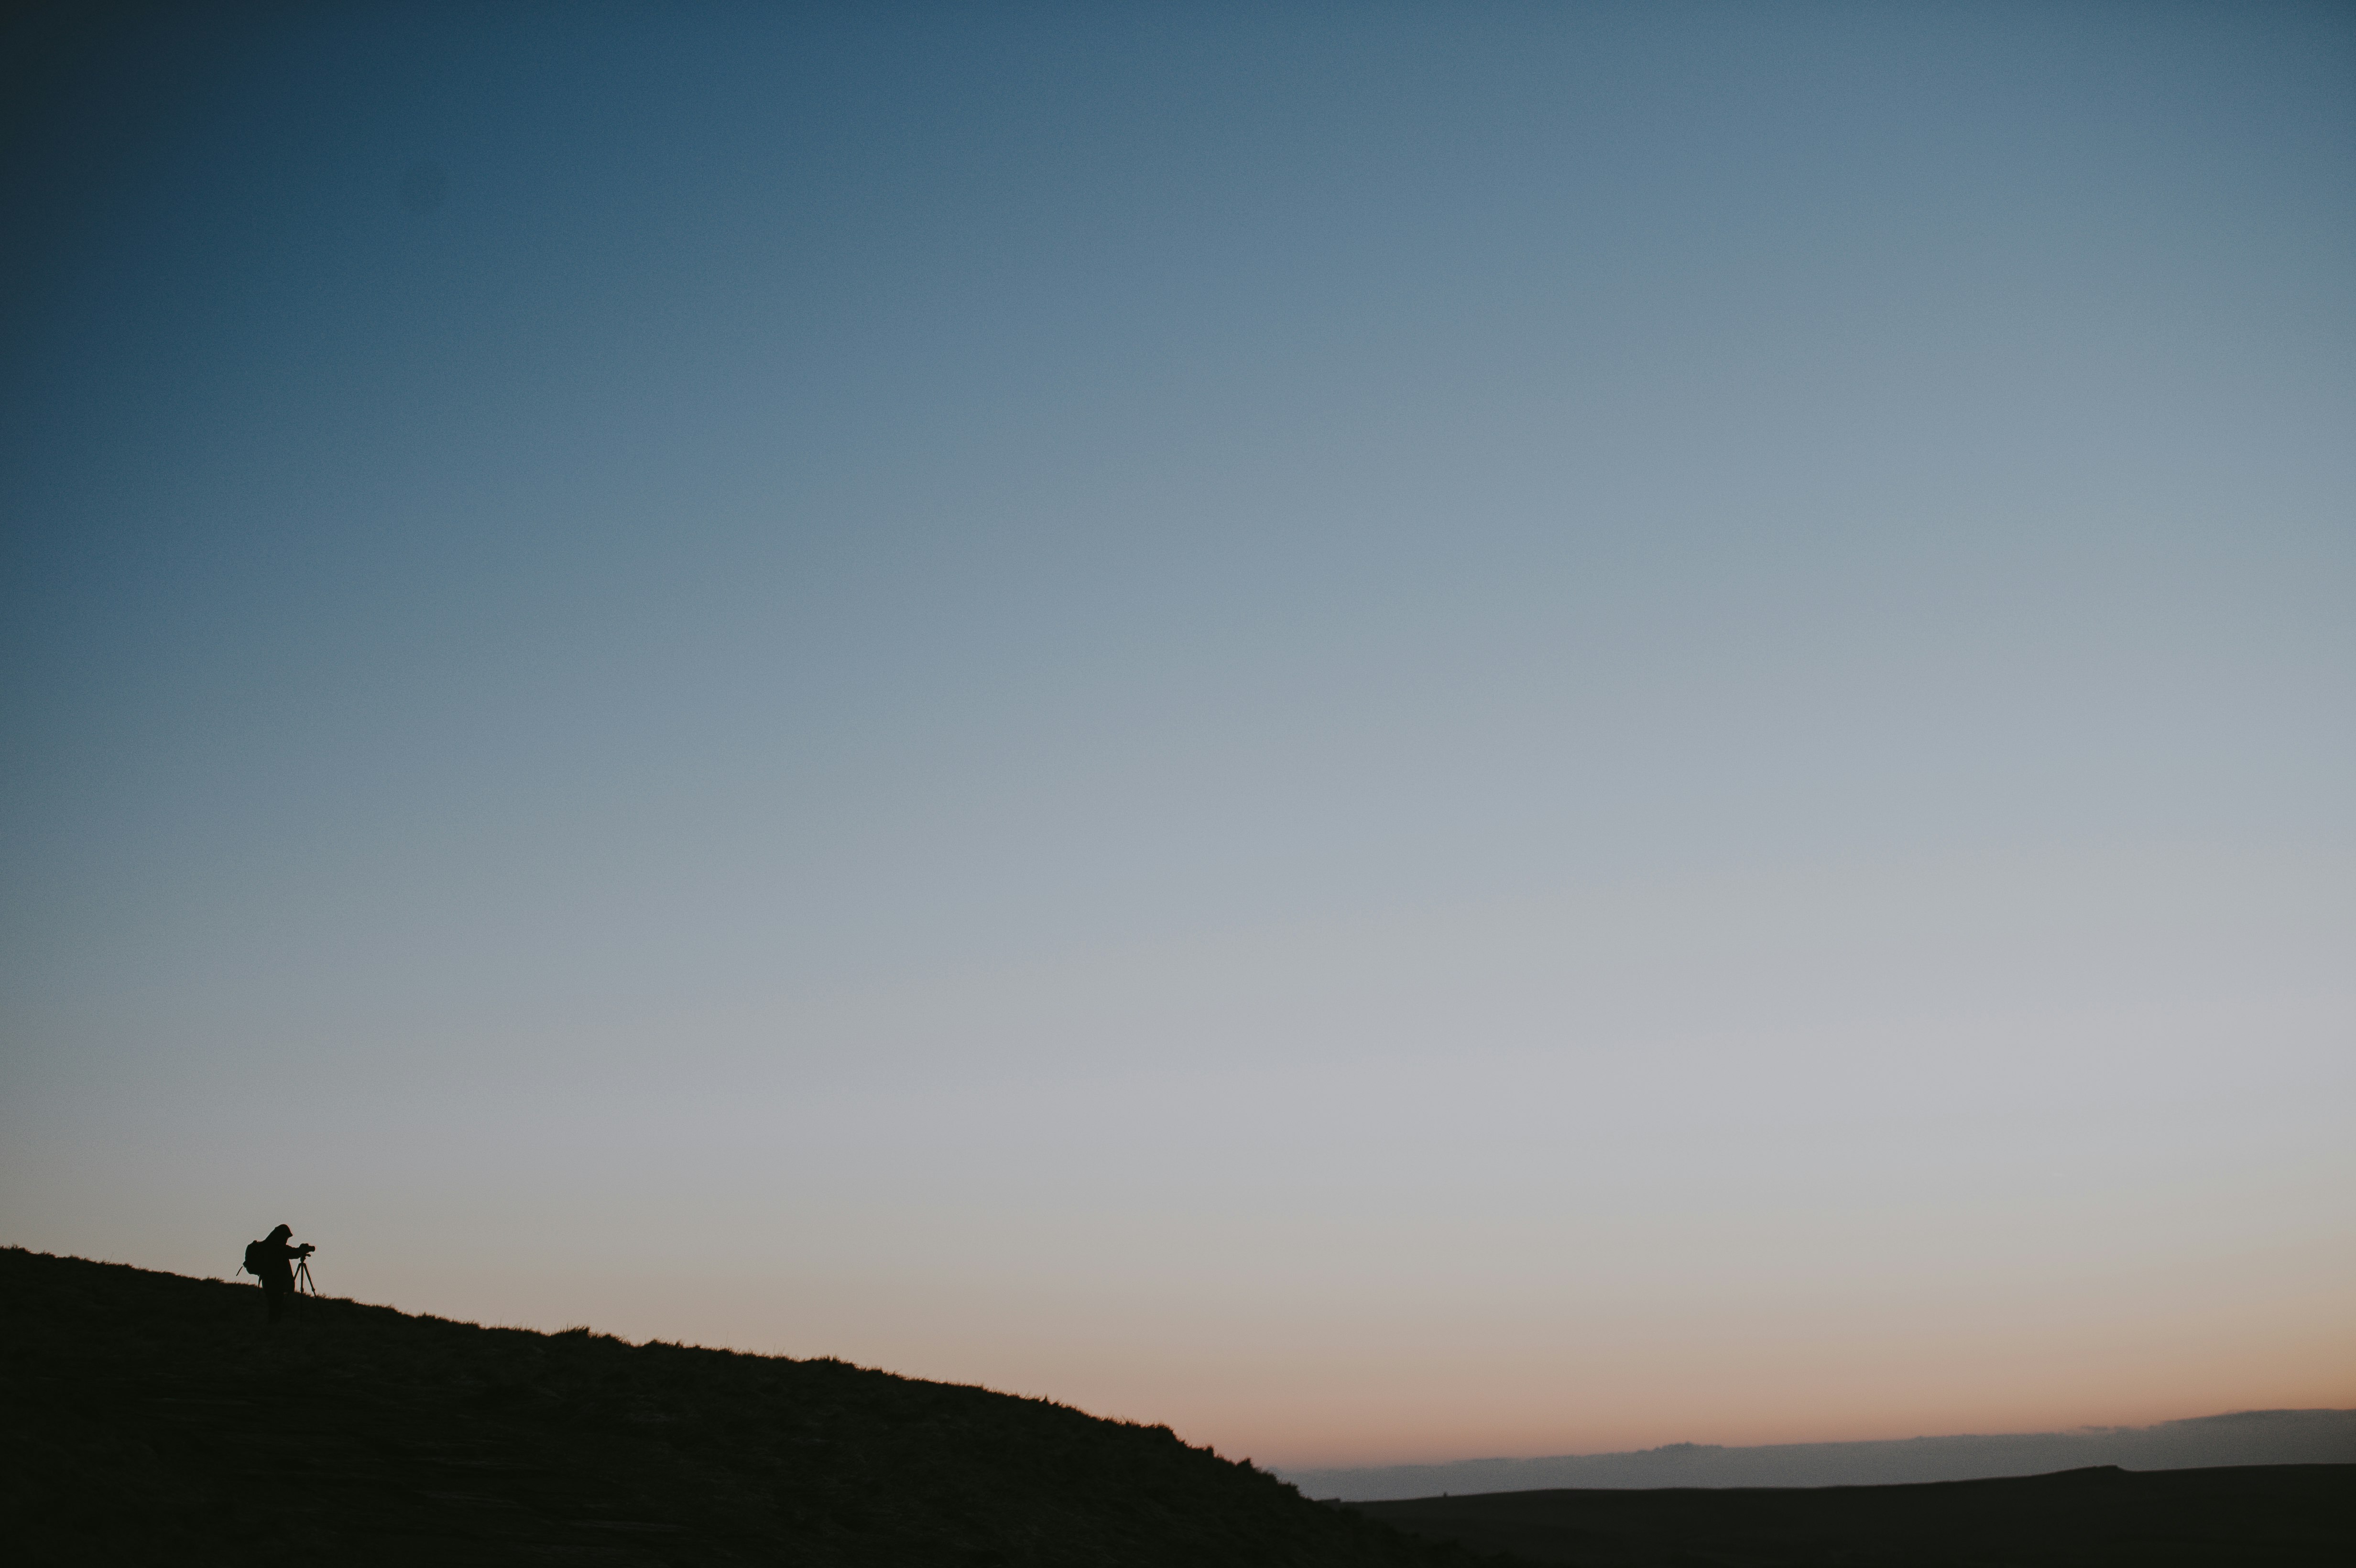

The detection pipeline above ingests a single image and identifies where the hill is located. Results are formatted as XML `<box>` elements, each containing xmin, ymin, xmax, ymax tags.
<box><xmin>1286</xmin><ymin>1409</ymin><xmax>2356</xmax><ymax>1498</ymax></box>
<box><xmin>1354</xmin><ymin>1465</ymin><xmax>2356</xmax><ymax>1566</ymax></box>
<box><xmin>0</xmin><ymin>1247</ymin><xmax>1481</xmax><ymax>1566</ymax></box>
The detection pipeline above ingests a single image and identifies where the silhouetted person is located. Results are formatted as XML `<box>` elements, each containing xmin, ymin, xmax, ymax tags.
<box><xmin>242</xmin><ymin>1224</ymin><xmax>314</xmax><ymax>1322</ymax></box>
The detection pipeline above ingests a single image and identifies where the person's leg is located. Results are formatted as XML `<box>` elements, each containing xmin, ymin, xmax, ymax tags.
<box><xmin>267</xmin><ymin>1285</ymin><xmax>288</xmax><ymax>1322</ymax></box>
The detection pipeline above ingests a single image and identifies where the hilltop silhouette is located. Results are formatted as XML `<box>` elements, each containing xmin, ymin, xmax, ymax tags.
<box><xmin>1</xmin><ymin>1248</ymin><xmax>1473</xmax><ymax>1566</ymax></box>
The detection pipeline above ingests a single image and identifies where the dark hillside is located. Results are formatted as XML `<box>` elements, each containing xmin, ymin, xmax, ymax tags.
<box><xmin>1</xmin><ymin>1248</ymin><xmax>1485</xmax><ymax>1566</ymax></box>
<box><xmin>1354</xmin><ymin>1463</ymin><xmax>2356</xmax><ymax>1566</ymax></box>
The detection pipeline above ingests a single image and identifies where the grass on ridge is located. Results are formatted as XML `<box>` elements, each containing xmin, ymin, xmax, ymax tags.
<box><xmin>2</xmin><ymin>1247</ymin><xmax>1488</xmax><ymax>1567</ymax></box>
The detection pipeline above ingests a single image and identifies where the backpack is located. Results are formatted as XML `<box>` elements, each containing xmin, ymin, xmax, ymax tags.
<box><xmin>241</xmin><ymin>1239</ymin><xmax>269</xmax><ymax>1279</ymax></box>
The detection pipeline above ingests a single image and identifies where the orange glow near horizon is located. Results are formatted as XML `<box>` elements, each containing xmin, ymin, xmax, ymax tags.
<box><xmin>177</xmin><ymin>1200</ymin><xmax>2345</xmax><ymax>1472</ymax></box>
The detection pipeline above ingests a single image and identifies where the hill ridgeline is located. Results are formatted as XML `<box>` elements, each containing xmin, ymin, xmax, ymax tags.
<box><xmin>1</xmin><ymin>1247</ymin><xmax>1479</xmax><ymax>1566</ymax></box>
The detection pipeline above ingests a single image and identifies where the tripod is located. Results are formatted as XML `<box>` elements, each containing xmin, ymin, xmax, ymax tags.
<box><xmin>294</xmin><ymin>1254</ymin><xmax>319</xmax><ymax>1298</ymax></box>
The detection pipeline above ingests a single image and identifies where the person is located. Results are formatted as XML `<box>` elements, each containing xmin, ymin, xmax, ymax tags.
<box><xmin>243</xmin><ymin>1224</ymin><xmax>315</xmax><ymax>1322</ymax></box>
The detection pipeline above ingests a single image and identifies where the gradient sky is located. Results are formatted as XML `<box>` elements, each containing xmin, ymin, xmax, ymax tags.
<box><xmin>3</xmin><ymin>2</ymin><xmax>2351</xmax><ymax>1469</ymax></box>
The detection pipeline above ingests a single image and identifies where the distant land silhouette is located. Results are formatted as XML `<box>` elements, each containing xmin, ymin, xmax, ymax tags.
<box><xmin>1285</xmin><ymin>1407</ymin><xmax>2356</xmax><ymax>1500</ymax></box>
<box><xmin>1353</xmin><ymin>1465</ymin><xmax>2354</xmax><ymax>1567</ymax></box>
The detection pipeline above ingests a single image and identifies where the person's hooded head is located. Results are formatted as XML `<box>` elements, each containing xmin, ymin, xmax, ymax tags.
<box><xmin>267</xmin><ymin>1225</ymin><xmax>292</xmax><ymax>1243</ymax></box>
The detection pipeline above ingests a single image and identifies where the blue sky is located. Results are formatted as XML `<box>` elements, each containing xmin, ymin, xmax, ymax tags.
<box><xmin>4</xmin><ymin>2</ymin><xmax>2351</xmax><ymax>1465</ymax></box>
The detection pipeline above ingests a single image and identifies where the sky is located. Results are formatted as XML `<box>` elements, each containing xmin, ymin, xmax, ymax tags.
<box><xmin>3</xmin><ymin>1</ymin><xmax>2352</xmax><ymax>1470</ymax></box>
